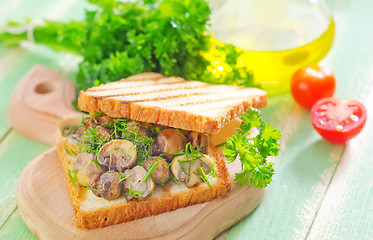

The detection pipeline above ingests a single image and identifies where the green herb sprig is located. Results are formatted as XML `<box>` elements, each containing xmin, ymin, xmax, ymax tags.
<box><xmin>126</xmin><ymin>186</ymin><xmax>143</xmax><ymax>199</ymax></box>
<box><xmin>165</xmin><ymin>143</ymin><xmax>216</xmax><ymax>187</ymax></box>
<box><xmin>78</xmin><ymin>116</ymin><xmax>154</xmax><ymax>165</ymax></box>
<box><xmin>66</xmin><ymin>169</ymin><xmax>79</xmax><ymax>188</ymax></box>
<box><xmin>223</xmin><ymin>108</ymin><xmax>281</xmax><ymax>189</ymax></box>
<box><xmin>142</xmin><ymin>161</ymin><xmax>159</xmax><ymax>183</ymax></box>
<box><xmin>194</xmin><ymin>167</ymin><xmax>211</xmax><ymax>187</ymax></box>
<box><xmin>0</xmin><ymin>0</ymin><xmax>255</xmax><ymax>92</ymax></box>
<box><xmin>105</xmin><ymin>119</ymin><xmax>154</xmax><ymax>164</ymax></box>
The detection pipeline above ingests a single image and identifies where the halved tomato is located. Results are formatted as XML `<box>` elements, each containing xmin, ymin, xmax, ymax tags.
<box><xmin>310</xmin><ymin>97</ymin><xmax>367</xmax><ymax>144</ymax></box>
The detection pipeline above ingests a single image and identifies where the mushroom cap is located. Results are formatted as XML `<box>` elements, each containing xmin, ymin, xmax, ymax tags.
<box><xmin>123</xmin><ymin>166</ymin><xmax>154</xmax><ymax>200</ymax></box>
<box><xmin>171</xmin><ymin>154</ymin><xmax>214</xmax><ymax>188</ymax></box>
<box><xmin>187</xmin><ymin>132</ymin><xmax>210</xmax><ymax>154</ymax></box>
<box><xmin>143</xmin><ymin>156</ymin><xmax>170</xmax><ymax>185</ymax></box>
<box><xmin>122</xmin><ymin>120</ymin><xmax>150</xmax><ymax>138</ymax></box>
<box><xmin>74</xmin><ymin>152</ymin><xmax>102</xmax><ymax>186</ymax></box>
<box><xmin>152</xmin><ymin>128</ymin><xmax>186</xmax><ymax>161</ymax></box>
<box><xmin>98</xmin><ymin>139</ymin><xmax>137</xmax><ymax>172</ymax></box>
<box><xmin>99</xmin><ymin>171</ymin><xmax>122</xmax><ymax>200</ymax></box>
<box><xmin>89</xmin><ymin>173</ymin><xmax>102</xmax><ymax>197</ymax></box>
<box><xmin>84</xmin><ymin>117</ymin><xmax>114</xmax><ymax>140</ymax></box>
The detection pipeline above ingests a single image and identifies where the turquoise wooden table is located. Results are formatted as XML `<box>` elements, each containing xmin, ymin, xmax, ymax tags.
<box><xmin>0</xmin><ymin>0</ymin><xmax>373</xmax><ymax>239</ymax></box>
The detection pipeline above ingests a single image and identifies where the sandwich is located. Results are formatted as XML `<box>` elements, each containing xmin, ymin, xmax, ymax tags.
<box><xmin>55</xmin><ymin>72</ymin><xmax>268</xmax><ymax>229</ymax></box>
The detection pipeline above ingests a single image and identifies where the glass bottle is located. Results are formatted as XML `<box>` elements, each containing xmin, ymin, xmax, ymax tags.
<box><xmin>209</xmin><ymin>0</ymin><xmax>335</xmax><ymax>94</ymax></box>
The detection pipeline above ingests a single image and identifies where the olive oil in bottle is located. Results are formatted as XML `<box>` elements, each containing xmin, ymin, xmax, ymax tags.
<box><xmin>209</xmin><ymin>0</ymin><xmax>335</xmax><ymax>94</ymax></box>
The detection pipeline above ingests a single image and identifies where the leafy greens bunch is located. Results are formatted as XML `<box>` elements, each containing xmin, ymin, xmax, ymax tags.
<box><xmin>0</xmin><ymin>0</ymin><xmax>254</xmax><ymax>92</ymax></box>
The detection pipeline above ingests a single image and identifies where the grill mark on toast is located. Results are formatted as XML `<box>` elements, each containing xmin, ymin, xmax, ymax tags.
<box><xmin>118</xmin><ymin>92</ymin><xmax>208</xmax><ymax>104</ymax></box>
<box><xmin>87</xmin><ymin>77</ymin><xmax>185</xmax><ymax>92</ymax></box>
<box><xmin>134</xmin><ymin>88</ymin><xmax>263</xmax><ymax>108</ymax></box>
<box><xmin>104</xmin><ymin>85</ymin><xmax>239</xmax><ymax>103</ymax></box>
<box><xmin>88</xmin><ymin>81</ymin><xmax>209</xmax><ymax>99</ymax></box>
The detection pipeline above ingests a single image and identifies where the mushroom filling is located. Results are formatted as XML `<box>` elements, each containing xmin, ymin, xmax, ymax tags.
<box><xmin>64</xmin><ymin>115</ymin><xmax>217</xmax><ymax>201</ymax></box>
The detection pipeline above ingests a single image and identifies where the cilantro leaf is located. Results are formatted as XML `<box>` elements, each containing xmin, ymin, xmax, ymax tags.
<box><xmin>223</xmin><ymin>108</ymin><xmax>281</xmax><ymax>189</ymax></box>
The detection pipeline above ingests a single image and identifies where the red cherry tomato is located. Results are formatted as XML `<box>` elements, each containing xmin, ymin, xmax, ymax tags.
<box><xmin>291</xmin><ymin>66</ymin><xmax>336</xmax><ymax>109</ymax></box>
<box><xmin>310</xmin><ymin>97</ymin><xmax>367</xmax><ymax>144</ymax></box>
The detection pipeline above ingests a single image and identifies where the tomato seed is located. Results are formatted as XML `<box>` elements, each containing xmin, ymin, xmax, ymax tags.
<box><xmin>351</xmin><ymin>115</ymin><xmax>359</xmax><ymax>122</ymax></box>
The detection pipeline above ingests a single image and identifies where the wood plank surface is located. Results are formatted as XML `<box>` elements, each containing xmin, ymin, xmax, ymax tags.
<box><xmin>305</xmin><ymin>1</ymin><xmax>373</xmax><ymax>236</ymax></box>
<box><xmin>0</xmin><ymin>208</ymin><xmax>36</xmax><ymax>240</ymax></box>
<box><xmin>0</xmin><ymin>131</ymin><xmax>49</xmax><ymax>227</ymax></box>
<box><xmin>0</xmin><ymin>0</ymin><xmax>372</xmax><ymax>239</ymax></box>
<box><xmin>307</xmin><ymin>81</ymin><xmax>373</xmax><ymax>240</ymax></box>
<box><xmin>227</xmin><ymin>0</ymin><xmax>373</xmax><ymax>239</ymax></box>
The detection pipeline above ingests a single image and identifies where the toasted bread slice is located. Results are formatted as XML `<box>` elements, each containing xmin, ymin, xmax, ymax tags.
<box><xmin>55</xmin><ymin>118</ymin><xmax>231</xmax><ymax>229</ymax></box>
<box><xmin>78</xmin><ymin>73</ymin><xmax>267</xmax><ymax>133</ymax></box>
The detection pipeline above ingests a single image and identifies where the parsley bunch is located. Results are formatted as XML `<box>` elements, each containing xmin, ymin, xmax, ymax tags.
<box><xmin>223</xmin><ymin>108</ymin><xmax>281</xmax><ymax>189</ymax></box>
<box><xmin>0</xmin><ymin>0</ymin><xmax>255</xmax><ymax>92</ymax></box>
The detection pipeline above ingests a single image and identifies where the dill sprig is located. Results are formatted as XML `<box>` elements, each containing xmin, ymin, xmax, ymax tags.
<box><xmin>64</xmin><ymin>142</ymin><xmax>79</xmax><ymax>156</ymax></box>
<box><xmin>166</xmin><ymin>143</ymin><xmax>216</xmax><ymax>184</ymax></box>
<box><xmin>66</xmin><ymin>169</ymin><xmax>78</xmax><ymax>188</ymax></box>
<box><xmin>126</xmin><ymin>185</ymin><xmax>143</xmax><ymax>199</ymax></box>
<box><xmin>78</xmin><ymin>125</ymin><xmax>108</xmax><ymax>167</ymax></box>
<box><xmin>82</xmin><ymin>186</ymin><xmax>99</xmax><ymax>192</ymax></box>
<box><xmin>105</xmin><ymin>119</ymin><xmax>154</xmax><ymax>164</ymax></box>
<box><xmin>194</xmin><ymin>167</ymin><xmax>211</xmax><ymax>187</ymax></box>
<box><xmin>118</xmin><ymin>172</ymin><xmax>128</xmax><ymax>184</ymax></box>
<box><xmin>142</xmin><ymin>161</ymin><xmax>159</xmax><ymax>182</ymax></box>
<box><xmin>76</xmin><ymin>116</ymin><xmax>154</xmax><ymax>166</ymax></box>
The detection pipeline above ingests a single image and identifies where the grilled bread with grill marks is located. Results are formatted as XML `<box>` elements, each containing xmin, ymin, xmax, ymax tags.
<box><xmin>78</xmin><ymin>73</ymin><xmax>267</xmax><ymax>133</ymax></box>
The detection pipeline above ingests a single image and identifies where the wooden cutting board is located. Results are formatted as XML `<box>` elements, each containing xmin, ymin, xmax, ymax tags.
<box><xmin>13</xmin><ymin>65</ymin><xmax>266</xmax><ymax>240</ymax></box>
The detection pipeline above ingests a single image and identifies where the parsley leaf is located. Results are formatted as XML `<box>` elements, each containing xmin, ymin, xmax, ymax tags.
<box><xmin>223</xmin><ymin>108</ymin><xmax>281</xmax><ymax>189</ymax></box>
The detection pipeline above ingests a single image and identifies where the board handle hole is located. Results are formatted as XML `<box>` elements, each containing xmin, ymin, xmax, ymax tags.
<box><xmin>35</xmin><ymin>82</ymin><xmax>55</xmax><ymax>94</ymax></box>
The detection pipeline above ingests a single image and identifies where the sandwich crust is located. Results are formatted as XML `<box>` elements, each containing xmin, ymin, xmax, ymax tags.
<box><xmin>78</xmin><ymin>73</ymin><xmax>267</xmax><ymax>134</ymax></box>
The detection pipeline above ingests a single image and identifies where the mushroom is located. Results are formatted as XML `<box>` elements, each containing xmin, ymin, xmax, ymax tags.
<box><xmin>73</xmin><ymin>152</ymin><xmax>102</xmax><ymax>186</ymax></box>
<box><xmin>89</xmin><ymin>171</ymin><xmax>122</xmax><ymax>200</ymax></box>
<box><xmin>123</xmin><ymin>166</ymin><xmax>154</xmax><ymax>201</ymax></box>
<box><xmin>84</xmin><ymin>116</ymin><xmax>113</xmax><ymax>141</ymax></box>
<box><xmin>98</xmin><ymin>139</ymin><xmax>137</xmax><ymax>172</ymax></box>
<box><xmin>171</xmin><ymin>154</ymin><xmax>214</xmax><ymax>188</ymax></box>
<box><xmin>188</xmin><ymin>132</ymin><xmax>210</xmax><ymax>153</ymax></box>
<box><xmin>152</xmin><ymin>129</ymin><xmax>186</xmax><ymax>161</ymax></box>
<box><xmin>122</xmin><ymin>120</ymin><xmax>150</xmax><ymax>138</ymax></box>
<box><xmin>89</xmin><ymin>173</ymin><xmax>101</xmax><ymax>197</ymax></box>
<box><xmin>83</xmin><ymin>116</ymin><xmax>114</xmax><ymax>127</ymax></box>
<box><xmin>143</xmin><ymin>156</ymin><xmax>170</xmax><ymax>185</ymax></box>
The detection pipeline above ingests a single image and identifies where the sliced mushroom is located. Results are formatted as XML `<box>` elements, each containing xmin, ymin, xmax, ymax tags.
<box><xmin>152</xmin><ymin>129</ymin><xmax>186</xmax><ymax>161</ymax></box>
<box><xmin>123</xmin><ymin>166</ymin><xmax>154</xmax><ymax>201</ymax></box>
<box><xmin>143</xmin><ymin>156</ymin><xmax>170</xmax><ymax>185</ymax></box>
<box><xmin>89</xmin><ymin>171</ymin><xmax>122</xmax><ymax>200</ymax></box>
<box><xmin>188</xmin><ymin>132</ymin><xmax>210</xmax><ymax>153</ymax></box>
<box><xmin>171</xmin><ymin>154</ymin><xmax>214</xmax><ymax>188</ymax></box>
<box><xmin>98</xmin><ymin>139</ymin><xmax>137</xmax><ymax>172</ymax></box>
<box><xmin>74</xmin><ymin>152</ymin><xmax>102</xmax><ymax>186</ymax></box>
